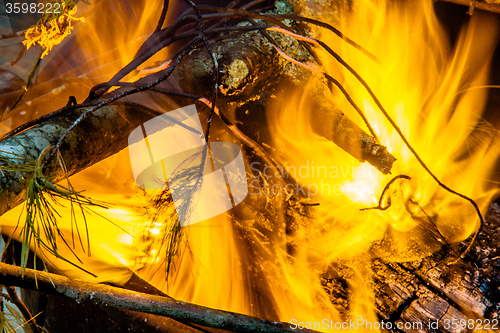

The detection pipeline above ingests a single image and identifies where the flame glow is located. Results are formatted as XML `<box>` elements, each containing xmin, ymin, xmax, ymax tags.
<box><xmin>270</xmin><ymin>0</ymin><xmax>500</xmax><ymax>260</ymax></box>
<box><xmin>1</xmin><ymin>0</ymin><xmax>499</xmax><ymax>332</ymax></box>
<box><xmin>265</xmin><ymin>0</ymin><xmax>500</xmax><ymax>326</ymax></box>
<box><xmin>23</xmin><ymin>1</ymin><xmax>84</xmax><ymax>59</ymax></box>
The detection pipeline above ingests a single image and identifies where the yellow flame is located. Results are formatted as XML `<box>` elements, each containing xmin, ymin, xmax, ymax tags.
<box><xmin>2</xmin><ymin>1</ymin><xmax>499</xmax><ymax>331</ymax></box>
<box><xmin>23</xmin><ymin>2</ymin><xmax>84</xmax><ymax>59</ymax></box>
<box><xmin>270</xmin><ymin>0</ymin><xmax>500</xmax><ymax>258</ymax></box>
<box><xmin>265</xmin><ymin>0</ymin><xmax>500</xmax><ymax>327</ymax></box>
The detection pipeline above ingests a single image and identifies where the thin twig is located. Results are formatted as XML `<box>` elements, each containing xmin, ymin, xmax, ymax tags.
<box><xmin>4</xmin><ymin>285</ymin><xmax>41</xmax><ymax>333</ymax></box>
<box><xmin>360</xmin><ymin>175</ymin><xmax>411</xmax><ymax>211</ymax></box>
<box><xmin>183</xmin><ymin>0</ymin><xmax>219</xmax><ymax>141</ymax></box>
<box><xmin>196</xmin><ymin>5</ymin><xmax>379</xmax><ymax>62</ymax></box>
<box><xmin>264</xmin><ymin>27</ymin><xmax>380</xmax><ymax>142</ymax></box>
<box><xmin>51</xmin><ymin>38</ymin><xmax>202</xmax><ymax>158</ymax></box>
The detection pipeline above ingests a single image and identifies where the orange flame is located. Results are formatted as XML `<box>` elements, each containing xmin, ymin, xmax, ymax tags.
<box><xmin>1</xmin><ymin>1</ymin><xmax>499</xmax><ymax>332</ymax></box>
<box><xmin>23</xmin><ymin>2</ymin><xmax>84</xmax><ymax>59</ymax></box>
<box><xmin>265</xmin><ymin>0</ymin><xmax>500</xmax><ymax>327</ymax></box>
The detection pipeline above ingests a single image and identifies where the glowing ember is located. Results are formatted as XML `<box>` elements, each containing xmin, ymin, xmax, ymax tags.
<box><xmin>23</xmin><ymin>1</ymin><xmax>84</xmax><ymax>59</ymax></box>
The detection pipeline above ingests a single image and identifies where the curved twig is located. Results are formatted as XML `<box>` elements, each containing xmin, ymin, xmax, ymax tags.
<box><xmin>360</xmin><ymin>175</ymin><xmax>411</xmax><ymax>211</ymax></box>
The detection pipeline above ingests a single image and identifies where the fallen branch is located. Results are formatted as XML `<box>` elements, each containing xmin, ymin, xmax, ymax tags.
<box><xmin>0</xmin><ymin>29</ymin><xmax>396</xmax><ymax>218</ymax></box>
<box><xmin>0</xmin><ymin>100</ymin><xmax>161</xmax><ymax>217</ymax></box>
<box><xmin>0</xmin><ymin>262</ymin><xmax>318</xmax><ymax>333</ymax></box>
<box><xmin>307</xmin><ymin>78</ymin><xmax>396</xmax><ymax>174</ymax></box>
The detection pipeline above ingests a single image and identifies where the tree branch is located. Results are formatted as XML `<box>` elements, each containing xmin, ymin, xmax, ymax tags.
<box><xmin>0</xmin><ymin>101</ymin><xmax>161</xmax><ymax>217</ymax></box>
<box><xmin>0</xmin><ymin>30</ymin><xmax>396</xmax><ymax>217</ymax></box>
<box><xmin>0</xmin><ymin>262</ymin><xmax>318</xmax><ymax>333</ymax></box>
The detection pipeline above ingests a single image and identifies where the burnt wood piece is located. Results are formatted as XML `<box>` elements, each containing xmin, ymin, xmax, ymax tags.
<box><xmin>322</xmin><ymin>203</ymin><xmax>500</xmax><ymax>332</ymax></box>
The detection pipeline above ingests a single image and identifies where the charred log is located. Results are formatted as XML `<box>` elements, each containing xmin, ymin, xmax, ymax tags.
<box><xmin>322</xmin><ymin>203</ymin><xmax>500</xmax><ymax>333</ymax></box>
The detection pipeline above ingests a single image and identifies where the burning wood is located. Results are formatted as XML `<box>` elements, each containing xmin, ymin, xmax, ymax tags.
<box><xmin>0</xmin><ymin>0</ymin><xmax>499</xmax><ymax>332</ymax></box>
<box><xmin>307</xmin><ymin>78</ymin><xmax>396</xmax><ymax>174</ymax></box>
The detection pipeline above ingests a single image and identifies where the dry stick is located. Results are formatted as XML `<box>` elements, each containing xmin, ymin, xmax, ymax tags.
<box><xmin>265</xmin><ymin>43</ymin><xmax>395</xmax><ymax>173</ymax></box>
<box><xmin>196</xmin><ymin>5</ymin><xmax>379</xmax><ymax>63</ymax></box>
<box><xmin>4</xmin><ymin>285</ymin><xmax>41</xmax><ymax>333</ymax></box>
<box><xmin>264</xmin><ymin>27</ymin><xmax>379</xmax><ymax>142</ymax></box>
<box><xmin>198</xmin><ymin>98</ymin><xmax>284</xmax><ymax>184</ymax></box>
<box><xmin>261</xmin><ymin>29</ymin><xmax>396</xmax><ymax>174</ymax></box>
<box><xmin>266</xmin><ymin>27</ymin><xmax>380</xmax><ymax>138</ymax></box>
<box><xmin>155</xmin><ymin>0</ymin><xmax>170</xmax><ymax>31</ymax></box>
<box><xmin>0</xmin><ymin>262</ymin><xmax>318</xmax><ymax>333</ymax></box>
<box><xmin>0</xmin><ymin>31</ymin><xmax>25</xmax><ymax>39</ymax></box>
<box><xmin>183</xmin><ymin>0</ymin><xmax>219</xmax><ymax>140</ymax></box>
<box><xmin>87</xmin><ymin>83</ymin><xmax>286</xmax><ymax>186</ymax></box>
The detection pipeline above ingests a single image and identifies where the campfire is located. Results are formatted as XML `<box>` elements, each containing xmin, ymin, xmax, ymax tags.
<box><xmin>0</xmin><ymin>0</ymin><xmax>499</xmax><ymax>332</ymax></box>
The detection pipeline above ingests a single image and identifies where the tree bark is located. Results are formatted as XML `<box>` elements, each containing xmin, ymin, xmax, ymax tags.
<box><xmin>0</xmin><ymin>261</ymin><xmax>318</xmax><ymax>333</ymax></box>
<box><xmin>0</xmin><ymin>101</ymin><xmax>159</xmax><ymax>217</ymax></box>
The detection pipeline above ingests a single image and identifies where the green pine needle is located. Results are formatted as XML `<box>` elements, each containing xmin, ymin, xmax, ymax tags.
<box><xmin>2</xmin><ymin>146</ymin><xmax>108</xmax><ymax>278</ymax></box>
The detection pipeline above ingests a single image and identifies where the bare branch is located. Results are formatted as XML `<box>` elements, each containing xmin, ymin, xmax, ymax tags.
<box><xmin>0</xmin><ymin>101</ymin><xmax>160</xmax><ymax>217</ymax></box>
<box><xmin>0</xmin><ymin>262</ymin><xmax>318</xmax><ymax>333</ymax></box>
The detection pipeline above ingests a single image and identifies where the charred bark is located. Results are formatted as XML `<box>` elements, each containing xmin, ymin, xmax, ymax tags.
<box><xmin>322</xmin><ymin>203</ymin><xmax>500</xmax><ymax>333</ymax></box>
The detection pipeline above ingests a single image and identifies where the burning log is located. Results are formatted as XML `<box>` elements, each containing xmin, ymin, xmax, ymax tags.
<box><xmin>307</xmin><ymin>79</ymin><xmax>396</xmax><ymax>174</ymax></box>
<box><xmin>0</xmin><ymin>0</ymin><xmax>499</xmax><ymax>331</ymax></box>
<box><xmin>0</xmin><ymin>27</ymin><xmax>395</xmax><ymax>218</ymax></box>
